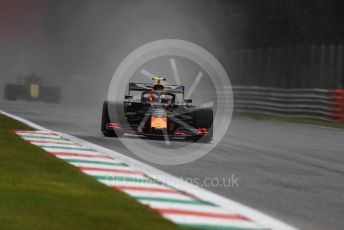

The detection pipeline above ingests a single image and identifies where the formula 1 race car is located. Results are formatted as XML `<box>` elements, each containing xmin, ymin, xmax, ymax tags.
<box><xmin>101</xmin><ymin>77</ymin><xmax>213</xmax><ymax>142</ymax></box>
<box><xmin>4</xmin><ymin>74</ymin><xmax>61</xmax><ymax>103</ymax></box>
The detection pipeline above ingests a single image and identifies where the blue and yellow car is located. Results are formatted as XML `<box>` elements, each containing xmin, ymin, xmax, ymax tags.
<box><xmin>4</xmin><ymin>74</ymin><xmax>61</xmax><ymax>103</ymax></box>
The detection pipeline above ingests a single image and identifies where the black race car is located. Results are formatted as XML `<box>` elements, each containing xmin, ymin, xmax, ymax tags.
<box><xmin>4</xmin><ymin>74</ymin><xmax>61</xmax><ymax>103</ymax></box>
<box><xmin>101</xmin><ymin>77</ymin><xmax>213</xmax><ymax>142</ymax></box>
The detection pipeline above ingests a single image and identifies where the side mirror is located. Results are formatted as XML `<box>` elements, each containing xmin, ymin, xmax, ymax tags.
<box><xmin>184</xmin><ymin>99</ymin><xmax>192</xmax><ymax>104</ymax></box>
<box><xmin>125</xmin><ymin>95</ymin><xmax>133</xmax><ymax>100</ymax></box>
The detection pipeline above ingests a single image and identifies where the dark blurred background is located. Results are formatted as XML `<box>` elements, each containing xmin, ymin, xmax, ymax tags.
<box><xmin>1</xmin><ymin>0</ymin><xmax>343</xmax><ymax>104</ymax></box>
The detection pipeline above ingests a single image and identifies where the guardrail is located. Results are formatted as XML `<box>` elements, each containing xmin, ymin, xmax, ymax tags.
<box><xmin>233</xmin><ymin>86</ymin><xmax>344</xmax><ymax>121</ymax></box>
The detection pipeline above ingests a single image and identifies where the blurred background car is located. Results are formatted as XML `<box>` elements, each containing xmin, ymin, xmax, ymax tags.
<box><xmin>4</xmin><ymin>73</ymin><xmax>61</xmax><ymax>103</ymax></box>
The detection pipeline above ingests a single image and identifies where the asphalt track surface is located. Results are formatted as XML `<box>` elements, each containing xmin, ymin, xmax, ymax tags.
<box><xmin>1</xmin><ymin>100</ymin><xmax>344</xmax><ymax>230</ymax></box>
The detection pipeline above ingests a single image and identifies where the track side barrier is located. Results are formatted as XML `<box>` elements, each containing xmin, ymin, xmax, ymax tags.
<box><xmin>233</xmin><ymin>86</ymin><xmax>344</xmax><ymax>121</ymax></box>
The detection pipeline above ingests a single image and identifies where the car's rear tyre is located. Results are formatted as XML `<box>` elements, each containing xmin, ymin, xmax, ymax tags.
<box><xmin>101</xmin><ymin>101</ymin><xmax>122</xmax><ymax>137</ymax></box>
<box><xmin>44</xmin><ymin>87</ymin><xmax>61</xmax><ymax>103</ymax></box>
<box><xmin>4</xmin><ymin>84</ymin><xmax>18</xmax><ymax>101</ymax></box>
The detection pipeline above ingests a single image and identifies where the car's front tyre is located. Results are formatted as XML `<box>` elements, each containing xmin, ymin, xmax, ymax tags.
<box><xmin>101</xmin><ymin>101</ymin><xmax>122</xmax><ymax>137</ymax></box>
<box><xmin>192</xmin><ymin>107</ymin><xmax>213</xmax><ymax>143</ymax></box>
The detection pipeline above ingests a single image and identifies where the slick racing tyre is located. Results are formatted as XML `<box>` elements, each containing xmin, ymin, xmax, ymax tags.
<box><xmin>192</xmin><ymin>107</ymin><xmax>214</xmax><ymax>142</ymax></box>
<box><xmin>43</xmin><ymin>87</ymin><xmax>61</xmax><ymax>103</ymax></box>
<box><xmin>101</xmin><ymin>101</ymin><xmax>122</xmax><ymax>137</ymax></box>
<box><xmin>4</xmin><ymin>84</ymin><xmax>18</xmax><ymax>101</ymax></box>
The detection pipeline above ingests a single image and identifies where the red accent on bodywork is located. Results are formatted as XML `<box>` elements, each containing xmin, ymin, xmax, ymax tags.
<box><xmin>175</xmin><ymin>131</ymin><xmax>190</xmax><ymax>137</ymax></box>
<box><xmin>108</xmin><ymin>122</ymin><xmax>120</xmax><ymax>129</ymax></box>
<box><xmin>197</xmin><ymin>128</ymin><xmax>208</xmax><ymax>135</ymax></box>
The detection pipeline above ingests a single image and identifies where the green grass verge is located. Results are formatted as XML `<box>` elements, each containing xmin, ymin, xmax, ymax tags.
<box><xmin>0</xmin><ymin>114</ymin><xmax>184</xmax><ymax>230</ymax></box>
<box><xmin>237</xmin><ymin>112</ymin><xmax>344</xmax><ymax>129</ymax></box>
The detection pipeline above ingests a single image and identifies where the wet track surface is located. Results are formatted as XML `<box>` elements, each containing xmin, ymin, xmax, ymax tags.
<box><xmin>1</xmin><ymin>100</ymin><xmax>344</xmax><ymax>230</ymax></box>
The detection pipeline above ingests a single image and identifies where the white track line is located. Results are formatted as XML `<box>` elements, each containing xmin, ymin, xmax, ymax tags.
<box><xmin>0</xmin><ymin>110</ymin><xmax>298</xmax><ymax>230</ymax></box>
